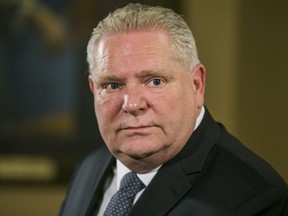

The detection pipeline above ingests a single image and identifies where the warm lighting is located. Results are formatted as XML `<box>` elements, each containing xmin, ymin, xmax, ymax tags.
<box><xmin>0</xmin><ymin>155</ymin><xmax>58</xmax><ymax>182</ymax></box>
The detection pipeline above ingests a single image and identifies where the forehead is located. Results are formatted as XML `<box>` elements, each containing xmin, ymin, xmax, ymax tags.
<box><xmin>89</xmin><ymin>29</ymin><xmax>190</xmax><ymax>80</ymax></box>
<box><xmin>95</xmin><ymin>29</ymin><xmax>172</xmax><ymax>64</ymax></box>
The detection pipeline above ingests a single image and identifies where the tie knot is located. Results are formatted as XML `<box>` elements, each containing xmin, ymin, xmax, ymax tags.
<box><xmin>120</xmin><ymin>172</ymin><xmax>145</xmax><ymax>194</ymax></box>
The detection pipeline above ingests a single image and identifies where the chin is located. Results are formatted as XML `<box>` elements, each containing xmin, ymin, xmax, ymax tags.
<box><xmin>123</xmin><ymin>148</ymin><xmax>155</xmax><ymax>160</ymax></box>
<box><xmin>123</xmin><ymin>145</ymin><xmax>169</xmax><ymax>163</ymax></box>
<box><xmin>121</xmin><ymin>152</ymin><xmax>163</xmax><ymax>173</ymax></box>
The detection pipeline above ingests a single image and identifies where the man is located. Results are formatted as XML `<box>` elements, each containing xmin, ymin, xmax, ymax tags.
<box><xmin>60</xmin><ymin>3</ymin><xmax>288</xmax><ymax>216</ymax></box>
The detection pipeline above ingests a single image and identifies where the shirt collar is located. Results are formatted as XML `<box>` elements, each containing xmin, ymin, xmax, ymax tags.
<box><xmin>117</xmin><ymin>160</ymin><xmax>161</xmax><ymax>189</ymax></box>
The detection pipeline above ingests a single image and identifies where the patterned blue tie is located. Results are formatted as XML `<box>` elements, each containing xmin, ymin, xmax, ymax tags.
<box><xmin>104</xmin><ymin>172</ymin><xmax>145</xmax><ymax>216</ymax></box>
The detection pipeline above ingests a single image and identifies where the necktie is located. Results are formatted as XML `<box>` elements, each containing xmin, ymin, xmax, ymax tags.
<box><xmin>103</xmin><ymin>172</ymin><xmax>145</xmax><ymax>216</ymax></box>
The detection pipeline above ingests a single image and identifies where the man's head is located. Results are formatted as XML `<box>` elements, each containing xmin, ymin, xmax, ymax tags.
<box><xmin>87</xmin><ymin>3</ymin><xmax>206</xmax><ymax>173</ymax></box>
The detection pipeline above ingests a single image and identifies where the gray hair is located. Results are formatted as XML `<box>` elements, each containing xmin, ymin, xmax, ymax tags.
<box><xmin>87</xmin><ymin>3</ymin><xmax>200</xmax><ymax>73</ymax></box>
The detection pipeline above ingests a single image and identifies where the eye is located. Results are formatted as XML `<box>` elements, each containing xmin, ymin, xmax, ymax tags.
<box><xmin>109</xmin><ymin>83</ymin><xmax>119</xmax><ymax>90</ymax></box>
<box><xmin>148</xmin><ymin>78</ymin><xmax>164</xmax><ymax>87</ymax></box>
<box><xmin>104</xmin><ymin>82</ymin><xmax>121</xmax><ymax>90</ymax></box>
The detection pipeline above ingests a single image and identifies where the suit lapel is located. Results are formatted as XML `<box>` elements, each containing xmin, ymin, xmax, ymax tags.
<box><xmin>83</xmin><ymin>148</ymin><xmax>115</xmax><ymax>216</ymax></box>
<box><xmin>130</xmin><ymin>154</ymin><xmax>193</xmax><ymax>216</ymax></box>
<box><xmin>61</xmin><ymin>146</ymin><xmax>115</xmax><ymax>216</ymax></box>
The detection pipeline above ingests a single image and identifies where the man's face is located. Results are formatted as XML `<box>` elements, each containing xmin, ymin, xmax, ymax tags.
<box><xmin>89</xmin><ymin>29</ymin><xmax>205</xmax><ymax>172</ymax></box>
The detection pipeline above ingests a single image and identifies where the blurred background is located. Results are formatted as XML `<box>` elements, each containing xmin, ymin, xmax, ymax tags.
<box><xmin>0</xmin><ymin>0</ymin><xmax>287</xmax><ymax>215</ymax></box>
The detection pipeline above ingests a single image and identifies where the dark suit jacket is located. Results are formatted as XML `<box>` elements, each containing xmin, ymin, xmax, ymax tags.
<box><xmin>60</xmin><ymin>110</ymin><xmax>288</xmax><ymax>216</ymax></box>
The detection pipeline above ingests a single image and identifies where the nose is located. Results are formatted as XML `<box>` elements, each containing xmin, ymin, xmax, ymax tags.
<box><xmin>122</xmin><ymin>89</ymin><xmax>148</xmax><ymax>115</ymax></box>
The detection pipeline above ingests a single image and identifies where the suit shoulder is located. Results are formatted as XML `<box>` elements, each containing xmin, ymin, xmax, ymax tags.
<box><xmin>191</xmin><ymin>141</ymin><xmax>288</xmax><ymax>214</ymax></box>
<box><xmin>60</xmin><ymin>146</ymin><xmax>114</xmax><ymax>216</ymax></box>
<box><xmin>214</xmin><ymin>124</ymin><xmax>287</xmax><ymax>187</ymax></box>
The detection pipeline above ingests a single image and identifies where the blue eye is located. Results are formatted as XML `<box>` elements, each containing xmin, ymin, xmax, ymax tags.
<box><xmin>148</xmin><ymin>78</ymin><xmax>164</xmax><ymax>87</ymax></box>
<box><xmin>152</xmin><ymin>79</ymin><xmax>162</xmax><ymax>86</ymax></box>
<box><xmin>103</xmin><ymin>82</ymin><xmax>120</xmax><ymax>91</ymax></box>
<box><xmin>109</xmin><ymin>83</ymin><xmax>119</xmax><ymax>89</ymax></box>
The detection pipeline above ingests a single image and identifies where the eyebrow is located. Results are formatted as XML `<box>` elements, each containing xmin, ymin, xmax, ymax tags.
<box><xmin>92</xmin><ymin>74</ymin><xmax>123</xmax><ymax>85</ymax></box>
<box><xmin>140</xmin><ymin>68</ymin><xmax>174</xmax><ymax>79</ymax></box>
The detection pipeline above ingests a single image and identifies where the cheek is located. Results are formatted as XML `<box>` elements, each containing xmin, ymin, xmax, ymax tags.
<box><xmin>157</xmin><ymin>87</ymin><xmax>195</xmax><ymax>123</ymax></box>
<box><xmin>156</xmin><ymin>89</ymin><xmax>185</xmax><ymax>111</ymax></box>
<box><xmin>94</xmin><ymin>95</ymin><xmax>121</xmax><ymax>126</ymax></box>
<box><xmin>151</xmin><ymin>91</ymin><xmax>184</xmax><ymax>128</ymax></box>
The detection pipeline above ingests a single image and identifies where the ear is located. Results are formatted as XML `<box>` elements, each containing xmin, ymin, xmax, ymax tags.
<box><xmin>191</xmin><ymin>64</ymin><xmax>206</xmax><ymax>108</ymax></box>
<box><xmin>88</xmin><ymin>75</ymin><xmax>95</xmax><ymax>94</ymax></box>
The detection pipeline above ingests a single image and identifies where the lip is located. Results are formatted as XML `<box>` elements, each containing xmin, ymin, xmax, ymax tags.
<box><xmin>126</xmin><ymin>125</ymin><xmax>151</xmax><ymax>129</ymax></box>
<box><xmin>118</xmin><ymin>125</ymin><xmax>154</xmax><ymax>134</ymax></box>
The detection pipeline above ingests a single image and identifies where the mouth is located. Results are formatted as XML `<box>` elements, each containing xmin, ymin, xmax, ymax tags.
<box><xmin>125</xmin><ymin>125</ymin><xmax>151</xmax><ymax>129</ymax></box>
<box><xmin>117</xmin><ymin>125</ymin><xmax>155</xmax><ymax>134</ymax></box>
